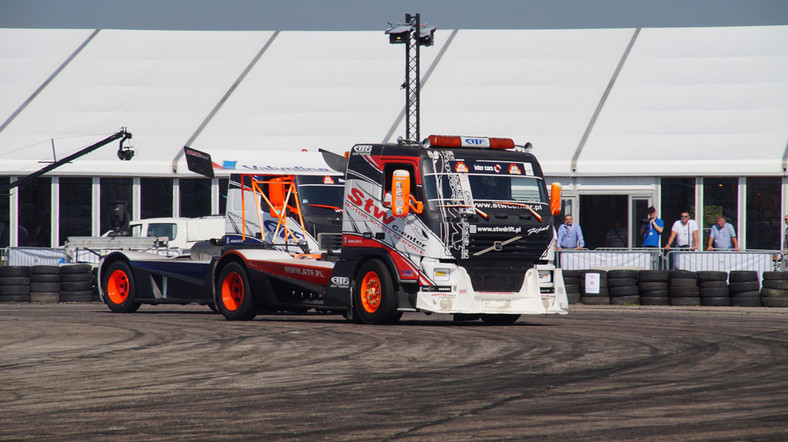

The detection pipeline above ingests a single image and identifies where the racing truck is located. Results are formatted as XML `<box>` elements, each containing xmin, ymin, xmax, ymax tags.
<box><xmin>97</xmin><ymin>149</ymin><xmax>346</xmax><ymax>312</ymax></box>
<box><xmin>212</xmin><ymin>135</ymin><xmax>568</xmax><ymax>324</ymax></box>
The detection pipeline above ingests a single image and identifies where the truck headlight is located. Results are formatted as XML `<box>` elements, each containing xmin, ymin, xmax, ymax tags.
<box><xmin>538</xmin><ymin>270</ymin><xmax>552</xmax><ymax>283</ymax></box>
<box><xmin>434</xmin><ymin>269</ymin><xmax>450</xmax><ymax>282</ymax></box>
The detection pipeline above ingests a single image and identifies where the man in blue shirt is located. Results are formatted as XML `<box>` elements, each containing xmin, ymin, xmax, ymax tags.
<box><xmin>556</xmin><ymin>214</ymin><xmax>584</xmax><ymax>250</ymax></box>
<box><xmin>641</xmin><ymin>206</ymin><xmax>664</xmax><ymax>247</ymax></box>
<box><xmin>707</xmin><ymin>216</ymin><xmax>739</xmax><ymax>250</ymax></box>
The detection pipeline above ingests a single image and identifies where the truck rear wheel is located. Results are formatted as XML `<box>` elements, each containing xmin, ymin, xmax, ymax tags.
<box><xmin>102</xmin><ymin>261</ymin><xmax>141</xmax><ymax>313</ymax></box>
<box><xmin>354</xmin><ymin>260</ymin><xmax>398</xmax><ymax>325</ymax></box>
<box><xmin>216</xmin><ymin>262</ymin><xmax>256</xmax><ymax>321</ymax></box>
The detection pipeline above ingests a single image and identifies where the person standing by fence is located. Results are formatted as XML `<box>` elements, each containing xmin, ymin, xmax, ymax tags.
<box><xmin>665</xmin><ymin>212</ymin><xmax>699</xmax><ymax>251</ymax></box>
<box><xmin>556</xmin><ymin>214</ymin><xmax>584</xmax><ymax>250</ymax></box>
<box><xmin>641</xmin><ymin>207</ymin><xmax>663</xmax><ymax>248</ymax></box>
<box><xmin>707</xmin><ymin>216</ymin><xmax>739</xmax><ymax>250</ymax></box>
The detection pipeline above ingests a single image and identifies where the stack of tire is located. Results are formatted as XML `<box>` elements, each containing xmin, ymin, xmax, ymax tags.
<box><xmin>637</xmin><ymin>270</ymin><xmax>670</xmax><ymax>305</ymax></box>
<box><xmin>59</xmin><ymin>264</ymin><xmax>94</xmax><ymax>302</ymax></box>
<box><xmin>697</xmin><ymin>271</ymin><xmax>730</xmax><ymax>306</ymax></box>
<box><xmin>728</xmin><ymin>271</ymin><xmax>761</xmax><ymax>306</ymax></box>
<box><xmin>607</xmin><ymin>269</ymin><xmax>639</xmax><ymax>305</ymax></box>
<box><xmin>561</xmin><ymin>270</ymin><xmax>582</xmax><ymax>304</ymax></box>
<box><xmin>0</xmin><ymin>266</ymin><xmax>31</xmax><ymax>303</ymax></box>
<box><xmin>668</xmin><ymin>270</ymin><xmax>700</xmax><ymax>306</ymax></box>
<box><xmin>580</xmin><ymin>270</ymin><xmax>609</xmax><ymax>305</ymax></box>
<box><xmin>30</xmin><ymin>266</ymin><xmax>61</xmax><ymax>303</ymax></box>
<box><xmin>760</xmin><ymin>271</ymin><xmax>788</xmax><ymax>307</ymax></box>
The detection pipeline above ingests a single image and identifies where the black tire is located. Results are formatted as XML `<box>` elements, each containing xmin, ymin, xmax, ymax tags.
<box><xmin>700</xmin><ymin>287</ymin><xmax>729</xmax><ymax>298</ymax></box>
<box><xmin>609</xmin><ymin>286</ymin><xmax>639</xmax><ymax>297</ymax></box>
<box><xmin>639</xmin><ymin>289</ymin><xmax>669</xmax><ymax>298</ymax></box>
<box><xmin>728</xmin><ymin>271</ymin><xmax>757</xmax><ymax>282</ymax></box>
<box><xmin>61</xmin><ymin>264</ymin><xmax>92</xmax><ymax>274</ymax></box>
<box><xmin>354</xmin><ymin>260</ymin><xmax>398</xmax><ymax>325</ymax></box>
<box><xmin>567</xmin><ymin>293</ymin><xmax>582</xmax><ymax>304</ymax></box>
<box><xmin>0</xmin><ymin>285</ymin><xmax>30</xmax><ymax>295</ymax></box>
<box><xmin>762</xmin><ymin>297</ymin><xmax>788</xmax><ymax>307</ymax></box>
<box><xmin>697</xmin><ymin>271</ymin><xmax>727</xmax><ymax>281</ymax></box>
<box><xmin>760</xmin><ymin>288</ymin><xmax>788</xmax><ymax>298</ymax></box>
<box><xmin>610</xmin><ymin>295</ymin><xmax>639</xmax><ymax>305</ymax></box>
<box><xmin>30</xmin><ymin>292</ymin><xmax>59</xmax><ymax>303</ymax></box>
<box><xmin>728</xmin><ymin>281</ymin><xmax>760</xmax><ymax>293</ymax></box>
<box><xmin>762</xmin><ymin>271</ymin><xmax>788</xmax><ymax>280</ymax></box>
<box><xmin>670</xmin><ymin>287</ymin><xmax>700</xmax><ymax>298</ymax></box>
<box><xmin>581</xmin><ymin>296</ymin><xmax>610</xmax><ymax>305</ymax></box>
<box><xmin>699</xmin><ymin>280</ymin><xmax>727</xmax><ymax>289</ymax></box>
<box><xmin>0</xmin><ymin>294</ymin><xmax>30</xmax><ymax>302</ymax></box>
<box><xmin>608</xmin><ymin>278</ymin><xmax>637</xmax><ymax>288</ymax></box>
<box><xmin>701</xmin><ymin>296</ymin><xmax>731</xmax><ymax>306</ymax></box>
<box><xmin>0</xmin><ymin>266</ymin><xmax>31</xmax><ymax>277</ymax></box>
<box><xmin>31</xmin><ymin>274</ymin><xmax>60</xmax><ymax>283</ymax></box>
<box><xmin>669</xmin><ymin>270</ymin><xmax>697</xmax><ymax>279</ymax></box>
<box><xmin>0</xmin><ymin>276</ymin><xmax>32</xmax><ymax>285</ymax></box>
<box><xmin>101</xmin><ymin>261</ymin><xmax>141</xmax><ymax>313</ymax></box>
<box><xmin>562</xmin><ymin>270</ymin><xmax>583</xmax><ymax>279</ymax></box>
<box><xmin>31</xmin><ymin>265</ymin><xmax>60</xmax><ymax>275</ymax></box>
<box><xmin>608</xmin><ymin>270</ymin><xmax>638</xmax><ymax>279</ymax></box>
<box><xmin>638</xmin><ymin>270</ymin><xmax>669</xmax><ymax>282</ymax></box>
<box><xmin>637</xmin><ymin>282</ymin><xmax>669</xmax><ymax>292</ymax></box>
<box><xmin>480</xmin><ymin>314</ymin><xmax>521</xmax><ymax>325</ymax></box>
<box><xmin>60</xmin><ymin>273</ymin><xmax>93</xmax><ymax>283</ymax></box>
<box><xmin>564</xmin><ymin>283</ymin><xmax>581</xmax><ymax>294</ymax></box>
<box><xmin>670</xmin><ymin>278</ymin><xmax>698</xmax><ymax>288</ymax></box>
<box><xmin>60</xmin><ymin>290</ymin><xmax>94</xmax><ymax>302</ymax></box>
<box><xmin>582</xmin><ymin>289</ymin><xmax>609</xmax><ymax>296</ymax></box>
<box><xmin>30</xmin><ymin>282</ymin><xmax>60</xmax><ymax>292</ymax></box>
<box><xmin>61</xmin><ymin>281</ymin><xmax>93</xmax><ymax>292</ymax></box>
<box><xmin>761</xmin><ymin>279</ymin><xmax>788</xmax><ymax>290</ymax></box>
<box><xmin>670</xmin><ymin>297</ymin><xmax>701</xmax><ymax>306</ymax></box>
<box><xmin>640</xmin><ymin>296</ymin><xmax>670</xmax><ymax>306</ymax></box>
<box><xmin>215</xmin><ymin>262</ymin><xmax>256</xmax><ymax>321</ymax></box>
<box><xmin>730</xmin><ymin>295</ymin><xmax>762</xmax><ymax>307</ymax></box>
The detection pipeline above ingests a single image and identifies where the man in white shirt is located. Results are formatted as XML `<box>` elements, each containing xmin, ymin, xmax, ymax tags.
<box><xmin>664</xmin><ymin>211</ymin><xmax>699</xmax><ymax>251</ymax></box>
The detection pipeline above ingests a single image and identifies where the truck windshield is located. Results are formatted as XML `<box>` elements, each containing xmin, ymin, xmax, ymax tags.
<box><xmin>424</xmin><ymin>173</ymin><xmax>547</xmax><ymax>205</ymax></box>
<box><xmin>299</xmin><ymin>184</ymin><xmax>345</xmax><ymax>213</ymax></box>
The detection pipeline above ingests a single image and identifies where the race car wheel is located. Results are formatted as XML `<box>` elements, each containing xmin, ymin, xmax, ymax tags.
<box><xmin>354</xmin><ymin>260</ymin><xmax>399</xmax><ymax>325</ymax></box>
<box><xmin>216</xmin><ymin>262</ymin><xmax>256</xmax><ymax>321</ymax></box>
<box><xmin>102</xmin><ymin>261</ymin><xmax>141</xmax><ymax>313</ymax></box>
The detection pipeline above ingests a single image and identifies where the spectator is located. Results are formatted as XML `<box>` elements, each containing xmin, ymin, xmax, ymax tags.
<box><xmin>556</xmin><ymin>214</ymin><xmax>584</xmax><ymax>250</ymax></box>
<box><xmin>640</xmin><ymin>206</ymin><xmax>663</xmax><ymax>248</ymax></box>
<box><xmin>605</xmin><ymin>219</ymin><xmax>627</xmax><ymax>247</ymax></box>
<box><xmin>664</xmin><ymin>211</ymin><xmax>699</xmax><ymax>251</ymax></box>
<box><xmin>707</xmin><ymin>216</ymin><xmax>739</xmax><ymax>250</ymax></box>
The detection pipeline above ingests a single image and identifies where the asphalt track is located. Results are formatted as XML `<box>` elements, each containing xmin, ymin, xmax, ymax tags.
<box><xmin>1</xmin><ymin>303</ymin><xmax>786</xmax><ymax>441</ymax></box>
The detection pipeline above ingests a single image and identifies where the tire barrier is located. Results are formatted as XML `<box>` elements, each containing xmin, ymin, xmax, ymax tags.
<box><xmin>580</xmin><ymin>270</ymin><xmax>610</xmax><ymax>305</ymax></box>
<box><xmin>0</xmin><ymin>266</ymin><xmax>31</xmax><ymax>302</ymax></box>
<box><xmin>30</xmin><ymin>265</ymin><xmax>60</xmax><ymax>303</ymax></box>
<box><xmin>607</xmin><ymin>269</ymin><xmax>639</xmax><ymax>305</ymax></box>
<box><xmin>728</xmin><ymin>271</ymin><xmax>761</xmax><ymax>307</ymax></box>
<box><xmin>668</xmin><ymin>270</ymin><xmax>701</xmax><ymax>306</ymax></box>
<box><xmin>637</xmin><ymin>270</ymin><xmax>669</xmax><ymax>305</ymax></box>
<box><xmin>761</xmin><ymin>271</ymin><xmax>788</xmax><ymax>307</ymax></box>
<box><xmin>698</xmin><ymin>271</ymin><xmax>730</xmax><ymax>306</ymax></box>
<box><xmin>562</xmin><ymin>270</ymin><xmax>582</xmax><ymax>305</ymax></box>
<box><xmin>59</xmin><ymin>264</ymin><xmax>94</xmax><ymax>302</ymax></box>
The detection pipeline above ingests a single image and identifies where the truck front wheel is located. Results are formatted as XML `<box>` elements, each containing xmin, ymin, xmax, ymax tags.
<box><xmin>102</xmin><ymin>261</ymin><xmax>141</xmax><ymax>313</ymax></box>
<box><xmin>354</xmin><ymin>260</ymin><xmax>399</xmax><ymax>325</ymax></box>
<box><xmin>216</xmin><ymin>262</ymin><xmax>256</xmax><ymax>321</ymax></box>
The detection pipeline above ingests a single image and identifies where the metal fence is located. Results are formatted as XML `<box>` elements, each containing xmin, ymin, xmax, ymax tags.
<box><xmin>1</xmin><ymin>247</ymin><xmax>67</xmax><ymax>266</ymax></box>
<box><xmin>557</xmin><ymin>248</ymin><xmax>786</xmax><ymax>273</ymax></box>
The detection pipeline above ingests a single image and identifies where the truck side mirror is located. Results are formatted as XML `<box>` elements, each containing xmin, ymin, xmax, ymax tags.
<box><xmin>550</xmin><ymin>182</ymin><xmax>562</xmax><ymax>215</ymax></box>
<box><xmin>391</xmin><ymin>169</ymin><xmax>423</xmax><ymax>217</ymax></box>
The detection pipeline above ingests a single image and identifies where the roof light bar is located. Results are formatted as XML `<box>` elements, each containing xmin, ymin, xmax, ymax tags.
<box><xmin>427</xmin><ymin>135</ymin><xmax>515</xmax><ymax>150</ymax></box>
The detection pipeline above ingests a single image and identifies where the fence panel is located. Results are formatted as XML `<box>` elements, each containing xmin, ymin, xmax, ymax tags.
<box><xmin>667</xmin><ymin>249</ymin><xmax>781</xmax><ymax>281</ymax></box>
<box><xmin>557</xmin><ymin>248</ymin><xmax>662</xmax><ymax>270</ymax></box>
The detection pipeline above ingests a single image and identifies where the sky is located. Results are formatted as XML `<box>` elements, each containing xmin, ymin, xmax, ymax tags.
<box><xmin>1</xmin><ymin>0</ymin><xmax>787</xmax><ymax>31</ymax></box>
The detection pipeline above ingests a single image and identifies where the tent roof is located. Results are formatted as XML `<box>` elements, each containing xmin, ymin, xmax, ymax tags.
<box><xmin>0</xmin><ymin>26</ymin><xmax>786</xmax><ymax>178</ymax></box>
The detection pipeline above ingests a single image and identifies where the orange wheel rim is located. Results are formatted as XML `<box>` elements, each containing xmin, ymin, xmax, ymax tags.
<box><xmin>221</xmin><ymin>271</ymin><xmax>244</xmax><ymax>311</ymax></box>
<box><xmin>107</xmin><ymin>269</ymin><xmax>129</xmax><ymax>305</ymax></box>
<box><xmin>360</xmin><ymin>271</ymin><xmax>381</xmax><ymax>313</ymax></box>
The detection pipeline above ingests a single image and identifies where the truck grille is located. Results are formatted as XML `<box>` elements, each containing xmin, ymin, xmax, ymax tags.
<box><xmin>467</xmin><ymin>230</ymin><xmax>549</xmax><ymax>261</ymax></box>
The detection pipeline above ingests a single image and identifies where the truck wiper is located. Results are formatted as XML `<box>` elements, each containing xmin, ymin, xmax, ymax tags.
<box><xmin>437</xmin><ymin>204</ymin><xmax>488</xmax><ymax>219</ymax></box>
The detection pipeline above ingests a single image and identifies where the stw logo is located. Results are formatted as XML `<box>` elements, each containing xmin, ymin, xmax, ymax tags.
<box><xmin>347</xmin><ymin>187</ymin><xmax>395</xmax><ymax>225</ymax></box>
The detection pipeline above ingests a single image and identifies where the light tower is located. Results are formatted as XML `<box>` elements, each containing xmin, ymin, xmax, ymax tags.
<box><xmin>385</xmin><ymin>13</ymin><xmax>436</xmax><ymax>143</ymax></box>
